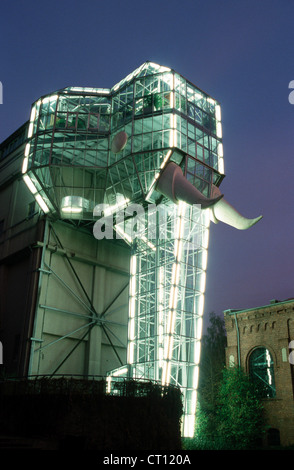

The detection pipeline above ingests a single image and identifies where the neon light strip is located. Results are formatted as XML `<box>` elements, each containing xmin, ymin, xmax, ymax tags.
<box><xmin>35</xmin><ymin>194</ymin><xmax>50</xmax><ymax>213</ymax></box>
<box><xmin>215</xmin><ymin>104</ymin><xmax>221</xmax><ymax>121</ymax></box>
<box><xmin>128</xmin><ymin>255</ymin><xmax>137</xmax><ymax>364</ymax></box>
<box><xmin>113</xmin><ymin>367</ymin><xmax>128</xmax><ymax>377</ymax></box>
<box><xmin>169</xmin><ymin>114</ymin><xmax>177</xmax><ymax>147</ymax></box>
<box><xmin>146</xmin><ymin>149</ymin><xmax>172</xmax><ymax>200</ymax></box>
<box><xmin>162</xmin><ymin>202</ymin><xmax>186</xmax><ymax>385</ymax></box>
<box><xmin>216</xmin><ymin>122</ymin><xmax>222</xmax><ymax>138</ymax></box>
<box><xmin>22</xmin><ymin>158</ymin><xmax>28</xmax><ymax>174</ymax></box>
<box><xmin>219</xmin><ymin>158</ymin><xmax>224</xmax><ymax>174</ymax></box>
<box><xmin>127</xmin><ymin>342</ymin><xmax>134</xmax><ymax>364</ymax></box>
<box><xmin>23</xmin><ymin>174</ymin><xmax>37</xmax><ymax>194</ymax></box>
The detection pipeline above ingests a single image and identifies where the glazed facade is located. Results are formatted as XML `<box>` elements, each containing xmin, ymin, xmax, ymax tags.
<box><xmin>21</xmin><ymin>62</ymin><xmax>224</xmax><ymax>436</ymax></box>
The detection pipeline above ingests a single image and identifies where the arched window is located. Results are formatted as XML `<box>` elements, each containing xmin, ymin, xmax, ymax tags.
<box><xmin>249</xmin><ymin>347</ymin><xmax>276</xmax><ymax>398</ymax></box>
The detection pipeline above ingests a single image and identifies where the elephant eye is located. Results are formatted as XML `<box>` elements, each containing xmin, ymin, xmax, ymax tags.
<box><xmin>111</xmin><ymin>131</ymin><xmax>128</xmax><ymax>154</ymax></box>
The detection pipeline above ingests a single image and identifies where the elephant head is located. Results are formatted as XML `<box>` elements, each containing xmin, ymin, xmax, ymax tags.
<box><xmin>21</xmin><ymin>61</ymin><xmax>261</xmax><ymax>230</ymax></box>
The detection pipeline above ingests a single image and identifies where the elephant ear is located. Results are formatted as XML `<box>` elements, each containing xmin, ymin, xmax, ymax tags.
<box><xmin>111</xmin><ymin>131</ymin><xmax>128</xmax><ymax>153</ymax></box>
<box><xmin>210</xmin><ymin>184</ymin><xmax>262</xmax><ymax>230</ymax></box>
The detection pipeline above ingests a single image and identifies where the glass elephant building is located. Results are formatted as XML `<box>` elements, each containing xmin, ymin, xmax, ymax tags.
<box><xmin>21</xmin><ymin>62</ymin><xmax>261</xmax><ymax>436</ymax></box>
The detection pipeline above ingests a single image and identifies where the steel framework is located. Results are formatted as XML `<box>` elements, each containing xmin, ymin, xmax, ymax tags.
<box><xmin>22</xmin><ymin>62</ymin><xmax>226</xmax><ymax>437</ymax></box>
<box><xmin>108</xmin><ymin>200</ymin><xmax>210</xmax><ymax>436</ymax></box>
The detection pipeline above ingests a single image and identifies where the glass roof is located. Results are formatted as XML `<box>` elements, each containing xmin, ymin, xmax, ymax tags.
<box><xmin>58</xmin><ymin>62</ymin><xmax>172</xmax><ymax>97</ymax></box>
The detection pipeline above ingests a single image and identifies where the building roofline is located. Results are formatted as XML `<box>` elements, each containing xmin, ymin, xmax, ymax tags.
<box><xmin>28</xmin><ymin>61</ymin><xmax>220</xmax><ymax>107</ymax></box>
<box><xmin>224</xmin><ymin>298</ymin><xmax>294</xmax><ymax>316</ymax></box>
<box><xmin>0</xmin><ymin>121</ymin><xmax>28</xmax><ymax>149</ymax></box>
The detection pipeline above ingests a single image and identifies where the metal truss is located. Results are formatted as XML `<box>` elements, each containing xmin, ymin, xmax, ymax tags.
<box><xmin>30</xmin><ymin>221</ymin><xmax>128</xmax><ymax>376</ymax></box>
<box><xmin>108</xmin><ymin>201</ymin><xmax>210</xmax><ymax>437</ymax></box>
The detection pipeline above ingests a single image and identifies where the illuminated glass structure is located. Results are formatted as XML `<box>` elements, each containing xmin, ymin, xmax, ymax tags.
<box><xmin>21</xmin><ymin>62</ymin><xmax>261</xmax><ymax>436</ymax></box>
<box><xmin>21</xmin><ymin>62</ymin><xmax>224</xmax><ymax>217</ymax></box>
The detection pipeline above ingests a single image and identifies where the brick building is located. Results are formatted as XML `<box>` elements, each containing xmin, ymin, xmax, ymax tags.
<box><xmin>224</xmin><ymin>298</ymin><xmax>294</xmax><ymax>447</ymax></box>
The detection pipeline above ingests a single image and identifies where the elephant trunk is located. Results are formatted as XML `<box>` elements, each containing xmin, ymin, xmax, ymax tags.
<box><xmin>155</xmin><ymin>162</ymin><xmax>223</xmax><ymax>209</ymax></box>
<box><xmin>156</xmin><ymin>162</ymin><xmax>262</xmax><ymax>230</ymax></box>
<box><xmin>210</xmin><ymin>184</ymin><xmax>262</xmax><ymax>230</ymax></box>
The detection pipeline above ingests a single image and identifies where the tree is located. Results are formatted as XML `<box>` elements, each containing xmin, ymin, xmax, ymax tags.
<box><xmin>184</xmin><ymin>313</ymin><xmax>227</xmax><ymax>449</ymax></box>
<box><xmin>216</xmin><ymin>367</ymin><xmax>265</xmax><ymax>449</ymax></box>
<box><xmin>198</xmin><ymin>312</ymin><xmax>227</xmax><ymax>408</ymax></box>
<box><xmin>184</xmin><ymin>313</ymin><xmax>265</xmax><ymax>450</ymax></box>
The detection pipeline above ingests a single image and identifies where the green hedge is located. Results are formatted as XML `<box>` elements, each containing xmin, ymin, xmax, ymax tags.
<box><xmin>0</xmin><ymin>378</ymin><xmax>183</xmax><ymax>450</ymax></box>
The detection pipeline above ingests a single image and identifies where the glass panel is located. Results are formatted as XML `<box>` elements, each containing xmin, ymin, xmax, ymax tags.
<box><xmin>249</xmin><ymin>348</ymin><xmax>276</xmax><ymax>398</ymax></box>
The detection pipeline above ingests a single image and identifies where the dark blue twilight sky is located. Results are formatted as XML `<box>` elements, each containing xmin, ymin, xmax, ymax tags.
<box><xmin>1</xmin><ymin>0</ymin><xmax>294</xmax><ymax>322</ymax></box>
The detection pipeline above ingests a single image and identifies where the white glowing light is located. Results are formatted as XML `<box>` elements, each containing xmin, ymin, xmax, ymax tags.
<box><xmin>215</xmin><ymin>104</ymin><xmax>221</xmax><ymax>122</ymax></box>
<box><xmin>160</xmin><ymin>149</ymin><xmax>172</xmax><ymax>169</ymax></box>
<box><xmin>129</xmin><ymin>254</ymin><xmax>137</xmax><ymax>323</ymax></box>
<box><xmin>203</xmin><ymin>228</ymin><xmax>209</xmax><ymax>249</ymax></box>
<box><xmin>129</xmin><ymin>318</ymin><xmax>135</xmax><ymax>341</ymax></box>
<box><xmin>197</xmin><ymin>317</ymin><xmax>203</xmax><ymax>339</ymax></box>
<box><xmin>61</xmin><ymin>196</ymin><xmax>89</xmax><ymax>214</ymax></box>
<box><xmin>216</xmin><ymin>122</ymin><xmax>222</xmax><ymax>138</ymax></box>
<box><xmin>162</xmin><ymin>361</ymin><xmax>171</xmax><ymax>386</ymax></box>
<box><xmin>130</xmin><ymin>255</ymin><xmax>137</xmax><ymax>275</ymax></box>
<box><xmin>141</xmin><ymin>235</ymin><xmax>156</xmax><ymax>251</ymax></box>
<box><xmin>162</xmin><ymin>204</ymin><xmax>188</xmax><ymax>386</ymax></box>
<box><xmin>129</xmin><ymin>297</ymin><xmax>136</xmax><ymax>318</ymax></box>
<box><xmin>68</xmin><ymin>87</ymin><xmax>110</xmax><ymax>94</ymax></box>
<box><xmin>28</xmin><ymin>122</ymin><xmax>34</xmax><ymax>138</ymax></box>
<box><xmin>191</xmin><ymin>389</ymin><xmax>197</xmax><ymax>412</ymax></box>
<box><xmin>184</xmin><ymin>415</ymin><xmax>196</xmax><ymax>438</ymax></box>
<box><xmin>174</xmin><ymin>239</ymin><xmax>182</xmax><ymax>259</ymax></box>
<box><xmin>158</xmin><ymin>266</ymin><xmax>164</xmax><ymax>348</ymax></box>
<box><xmin>218</xmin><ymin>142</ymin><xmax>223</xmax><ymax>157</ymax></box>
<box><xmin>167</xmin><ymin>302</ymin><xmax>177</xmax><ymax>331</ymax></box>
<box><xmin>170</xmin><ymin>91</ymin><xmax>175</xmax><ymax>108</ymax></box>
<box><xmin>113</xmin><ymin>367</ymin><xmax>128</xmax><ymax>377</ymax></box>
<box><xmin>202</xmin><ymin>249</ymin><xmax>208</xmax><ymax>270</ymax></box>
<box><xmin>159</xmin><ymin>326</ymin><xmax>164</xmax><ymax>342</ymax></box>
<box><xmin>159</xmin><ymin>346</ymin><xmax>163</xmax><ymax>362</ymax></box>
<box><xmin>195</xmin><ymin>342</ymin><xmax>201</xmax><ymax>365</ymax></box>
<box><xmin>130</xmin><ymin>276</ymin><xmax>136</xmax><ymax>297</ymax></box>
<box><xmin>266</xmin><ymin>349</ymin><xmax>273</xmax><ymax>385</ymax></box>
<box><xmin>42</xmin><ymin>94</ymin><xmax>58</xmax><ymax>105</ymax></box>
<box><xmin>128</xmin><ymin>342</ymin><xmax>134</xmax><ymax>364</ymax></box>
<box><xmin>204</xmin><ymin>210</ymin><xmax>211</xmax><ymax>229</ymax></box>
<box><xmin>106</xmin><ymin>376</ymin><xmax>111</xmax><ymax>393</ymax></box>
<box><xmin>200</xmin><ymin>272</ymin><xmax>206</xmax><ymax>293</ymax></box>
<box><xmin>62</xmin><ymin>206</ymin><xmax>83</xmax><ymax>214</ymax></box>
<box><xmin>30</xmin><ymin>107</ymin><xmax>36</xmax><ymax>122</ymax></box>
<box><xmin>24</xmin><ymin>144</ymin><xmax>30</xmax><ymax>157</ymax></box>
<box><xmin>198</xmin><ymin>294</ymin><xmax>204</xmax><ymax>316</ymax></box>
<box><xmin>171</xmin><ymin>262</ymin><xmax>180</xmax><ymax>286</ymax></box>
<box><xmin>23</xmin><ymin>174</ymin><xmax>37</xmax><ymax>194</ymax></box>
<box><xmin>169</xmin><ymin>114</ymin><xmax>177</xmax><ymax>147</ymax></box>
<box><xmin>35</xmin><ymin>194</ymin><xmax>50</xmax><ymax>213</ymax></box>
<box><xmin>146</xmin><ymin>149</ymin><xmax>172</xmax><ymax>200</ymax></box>
<box><xmin>22</xmin><ymin>158</ymin><xmax>28</xmax><ymax>174</ymax></box>
<box><xmin>219</xmin><ymin>158</ymin><xmax>224</xmax><ymax>174</ymax></box>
